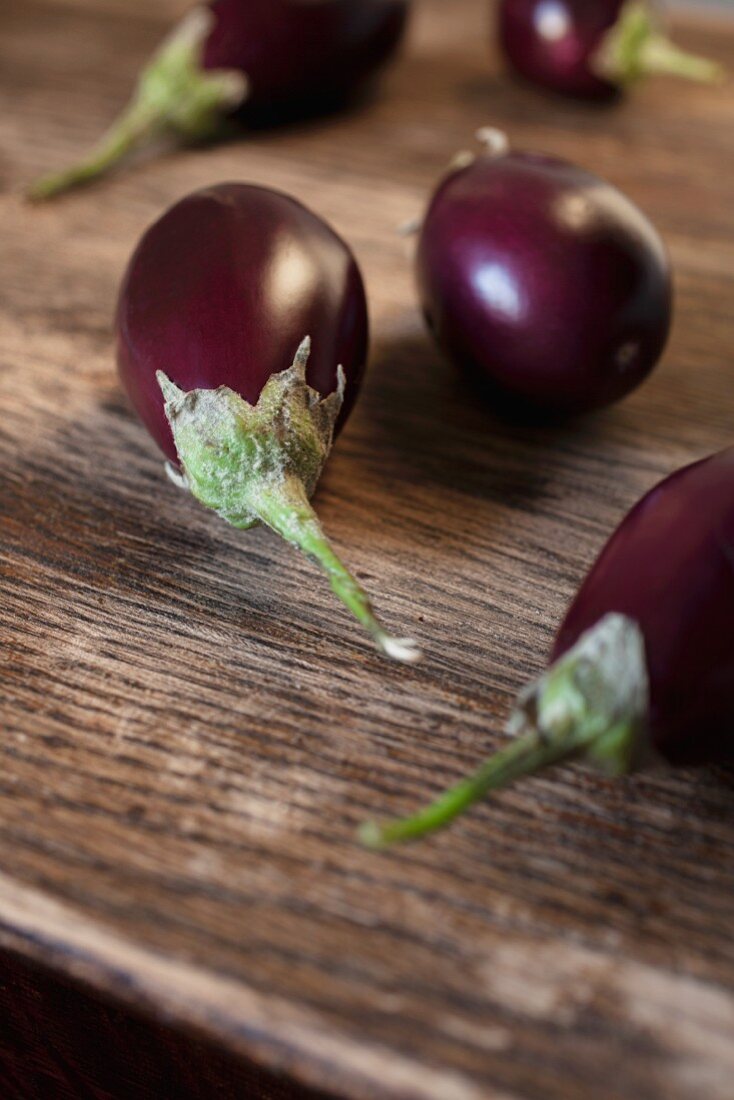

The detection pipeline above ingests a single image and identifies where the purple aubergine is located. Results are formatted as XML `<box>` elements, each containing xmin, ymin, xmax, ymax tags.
<box><xmin>498</xmin><ymin>0</ymin><xmax>723</xmax><ymax>102</ymax></box>
<box><xmin>416</xmin><ymin>132</ymin><xmax>672</xmax><ymax>416</ymax></box>
<box><xmin>362</xmin><ymin>446</ymin><xmax>734</xmax><ymax>844</ymax></box>
<box><xmin>28</xmin><ymin>0</ymin><xmax>409</xmax><ymax>201</ymax></box>
<box><xmin>116</xmin><ymin>182</ymin><xmax>419</xmax><ymax>663</ymax></box>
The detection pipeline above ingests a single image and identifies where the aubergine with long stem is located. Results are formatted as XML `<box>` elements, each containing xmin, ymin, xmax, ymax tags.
<box><xmin>362</xmin><ymin>446</ymin><xmax>734</xmax><ymax>844</ymax></box>
<box><xmin>116</xmin><ymin>182</ymin><xmax>420</xmax><ymax>662</ymax></box>
<box><xmin>28</xmin><ymin>0</ymin><xmax>410</xmax><ymax>201</ymax></box>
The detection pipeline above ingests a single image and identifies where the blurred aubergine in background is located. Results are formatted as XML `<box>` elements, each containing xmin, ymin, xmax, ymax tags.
<box><xmin>28</xmin><ymin>0</ymin><xmax>410</xmax><ymax>201</ymax></box>
<box><xmin>497</xmin><ymin>0</ymin><xmax>724</xmax><ymax>101</ymax></box>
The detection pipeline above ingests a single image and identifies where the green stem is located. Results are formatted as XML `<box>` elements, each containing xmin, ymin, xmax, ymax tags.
<box><xmin>359</xmin><ymin>614</ymin><xmax>648</xmax><ymax>847</ymax></box>
<box><xmin>249</xmin><ymin>475</ymin><xmax>420</xmax><ymax>663</ymax></box>
<box><xmin>639</xmin><ymin>37</ymin><xmax>725</xmax><ymax>85</ymax></box>
<box><xmin>26</xmin><ymin>7</ymin><xmax>247</xmax><ymax>202</ymax></box>
<box><xmin>360</xmin><ymin>717</ymin><xmax>622</xmax><ymax>848</ymax></box>
<box><xmin>27</xmin><ymin>101</ymin><xmax>161</xmax><ymax>202</ymax></box>
<box><xmin>157</xmin><ymin>340</ymin><xmax>420</xmax><ymax>663</ymax></box>
<box><xmin>596</xmin><ymin>1</ymin><xmax>725</xmax><ymax>87</ymax></box>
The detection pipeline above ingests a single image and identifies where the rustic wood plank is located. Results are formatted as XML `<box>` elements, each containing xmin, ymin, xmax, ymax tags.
<box><xmin>1</xmin><ymin>2</ymin><xmax>734</xmax><ymax>1098</ymax></box>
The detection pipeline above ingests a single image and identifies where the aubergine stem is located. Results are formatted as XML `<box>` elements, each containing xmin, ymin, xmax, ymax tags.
<box><xmin>28</xmin><ymin>100</ymin><xmax>162</xmax><ymax>203</ymax></box>
<box><xmin>27</xmin><ymin>8</ymin><xmax>247</xmax><ymax>202</ymax></box>
<box><xmin>359</xmin><ymin>719</ymin><xmax>633</xmax><ymax>848</ymax></box>
<box><xmin>360</xmin><ymin>614</ymin><xmax>648</xmax><ymax>846</ymax></box>
<box><xmin>158</xmin><ymin>338</ymin><xmax>421</xmax><ymax>664</ymax></box>
<box><xmin>596</xmin><ymin>1</ymin><xmax>725</xmax><ymax>87</ymax></box>
<box><xmin>242</xmin><ymin>473</ymin><xmax>420</xmax><ymax>662</ymax></box>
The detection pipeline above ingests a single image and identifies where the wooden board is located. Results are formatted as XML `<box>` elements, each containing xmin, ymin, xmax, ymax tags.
<box><xmin>1</xmin><ymin>1</ymin><xmax>734</xmax><ymax>1097</ymax></box>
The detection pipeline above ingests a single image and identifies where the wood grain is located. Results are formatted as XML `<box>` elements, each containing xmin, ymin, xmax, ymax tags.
<box><xmin>1</xmin><ymin>1</ymin><xmax>734</xmax><ymax>1097</ymax></box>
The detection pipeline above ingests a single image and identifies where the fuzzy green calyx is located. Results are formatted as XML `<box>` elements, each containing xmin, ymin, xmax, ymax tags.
<box><xmin>158</xmin><ymin>338</ymin><xmax>421</xmax><ymax>664</ymax></box>
<box><xmin>27</xmin><ymin>7</ymin><xmax>248</xmax><ymax>202</ymax></box>
<box><xmin>595</xmin><ymin>1</ymin><xmax>725</xmax><ymax>88</ymax></box>
<box><xmin>360</xmin><ymin>614</ymin><xmax>648</xmax><ymax>846</ymax></box>
<box><xmin>158</xmin><ymin>338</ymin><xmax>344</xmax><ymax>527</ymax></box>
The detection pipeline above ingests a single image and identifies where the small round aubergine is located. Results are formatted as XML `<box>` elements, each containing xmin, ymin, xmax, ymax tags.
<box><xmin>497</xmin><ymin>0</ymin><xmax>723</xmax><ymax>102</ymax></box>
<box><xmin>416</xmin><ymin>131</ymin><xmax>672</xmax><ymax>416</ymax></box>
<box><xmin>362</xmin><ymin>447</ymin><xmax>734</xmax><ymax>844</ymax></box>
<box><xmin>28</xmin><ymin>0</ymin><xmax>410</xmax><ymax>201</ymax></box>
<box><xmin>117</xmin><ymin>182</ymin><xmax>419</xmax><ymax>662</ymax></box>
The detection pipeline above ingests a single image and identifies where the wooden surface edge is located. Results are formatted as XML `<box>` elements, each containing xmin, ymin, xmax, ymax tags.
<box><xmin>0</xmin><ymin>947</ymin><xmax>337</xmax><ymax>1100</ymax></box>
<box><xmin>0</xmin><ymin>871</ymin><xmax>493</xmax><ymax>1100</ymax></box>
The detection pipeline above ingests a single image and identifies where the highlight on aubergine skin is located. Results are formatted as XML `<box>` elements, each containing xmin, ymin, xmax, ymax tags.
<box><xmin>416</xmin><ymin>130</ymin><xmax>672</xmax><ymax>417</ymax></box>
<box><xmin>497</xmin><ymin>0</ymin><xmax>724</xmax><ymax>101</ymax></box>
<box><xmin>116</xmin><ymin>182</ymin><xmax>420</xmax><ymax>663</ymax></box>
<box><xmin>361</xmin><ymin>447</ymin><xmax>734</xmax><ymax>846</ymax></box>
<box><xmin>27</xmin><ymin>0</ymin><xmax>411</xmax><ymax>201</ymax></box>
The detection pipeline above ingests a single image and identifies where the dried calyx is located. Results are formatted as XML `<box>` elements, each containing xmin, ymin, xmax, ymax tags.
<box><xmin>447</xmin><ymin>127</ymin><xmax>510</xmax><ymax>174</ymax></box>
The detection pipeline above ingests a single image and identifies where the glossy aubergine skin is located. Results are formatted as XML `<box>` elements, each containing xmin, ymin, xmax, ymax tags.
<box><xmin>553</xmin><ymin>448</ymin><xmax>734</xmax><ymax>766</ymax></box>
<box><xmin>416</xmin><ymin>151</ymin><xmax>671</xmax><ymax>416</ymax></box>
<box><xmin>498</xmin><ymin>0</ymin><xmax>625</xmax><ymax>100</ymax></box>
<box><xmin>203</xmin><ymin>0</ymin><xmax>410</xmax><ymax>120</ymax></box>
<box><xmin>116</xmin><ymin>183</ymin><xmax>368</xmax><ymax>464</ymax></box>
